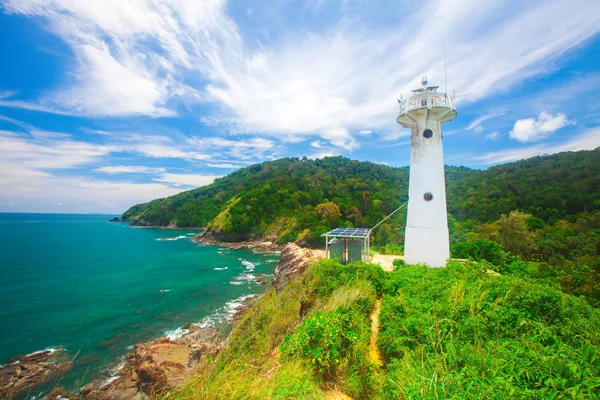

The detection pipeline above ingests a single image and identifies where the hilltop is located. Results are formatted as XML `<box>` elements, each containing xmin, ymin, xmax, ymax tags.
<box><xmin>164</xmin><ymin>250</ymin><xmax>600</xmax><ymax>399</ymax></box>
<box><xmin>122</xmin><ymin>149</ymin><xmax>600</xmax><ymax>246</ymax></box>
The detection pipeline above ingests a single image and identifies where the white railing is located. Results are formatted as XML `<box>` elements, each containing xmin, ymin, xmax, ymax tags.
<box><xmin>399</xmin><ymin>93</ymin><xmax>455</xmax><ymax>114</ymax></box>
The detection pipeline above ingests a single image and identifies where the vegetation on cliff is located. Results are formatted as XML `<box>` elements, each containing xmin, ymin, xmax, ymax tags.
<box><xmin>166</xmin><ymin>258</ymin><xmax>600</xmax><ymax>399</ymax></box>
<box><xmin>122</xmin><ymin>149</ymin><xmax>599</xmax><ymax>246</ymax></box>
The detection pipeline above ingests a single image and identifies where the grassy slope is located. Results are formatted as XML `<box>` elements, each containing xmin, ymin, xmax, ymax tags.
<box><xmin>166</xmin><ymin>260</ymin><xmax>600</xmax><ymax>399</ymax></box>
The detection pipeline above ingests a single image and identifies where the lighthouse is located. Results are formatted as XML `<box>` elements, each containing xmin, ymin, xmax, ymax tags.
<box><xmin>397</xmin><ymin>77</ymin><xmax>456</xmax><ymax>267</ymax></box>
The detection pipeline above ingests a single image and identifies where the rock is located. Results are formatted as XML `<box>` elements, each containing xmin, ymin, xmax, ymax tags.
<box><xmin>190</xmin><ymin>232</ymin><xmax>282</xmax><ymax>253</ymax></box>
<box><xmin>0</xmin><ymin>348</ymin><xmax>71</xmax><ymax>399</ymax></box>
<box><xmin>45</xmin><ymin>386</ymin><xmax>77</xmax><ymax>399</ymax></box>
<box><xmin>254</xmin><ymin>273</ymin><xmax>271</xmax><ymax>285</ymax></box>
<box><xmin>137</xmin><ymin>364</ymin><xmax>168</xmax><ymax>395</ymax></box>
<box><xmin>108</xmin><ymin>217</ymin><xmax>123</xmax><ymax>222</ymax></box>
<box><xmin>300</xmin><ymin>298</ymin><xmax>314</xmax><ymax>319</ymax></box>
<box><xmin>273</xmin><ymin>243</ymin><xmax>320</xmax><ymax>294</ymax></box>
<box><xmin>80</xmin><ymin>326</ymin><xmax>224</xmax><ymax>399</ymax></box>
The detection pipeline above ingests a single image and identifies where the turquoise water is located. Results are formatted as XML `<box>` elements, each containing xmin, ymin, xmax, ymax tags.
<box><xmin>0</xmin><ymin>213</ymin><xmax>279</xmax><ymax>394</ymax></box>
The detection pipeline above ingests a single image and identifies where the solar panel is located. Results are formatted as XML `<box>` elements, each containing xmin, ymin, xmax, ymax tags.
<box><xmin>322</xmin><ymin>227</ymin><xmax>371</xmax><ymax>238</ymax></box>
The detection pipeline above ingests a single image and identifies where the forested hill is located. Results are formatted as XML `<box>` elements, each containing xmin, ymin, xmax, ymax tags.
<box><xmin>122</xmin><ymin>148</ymin><xmax>599</xmax><ymax>245</ymax></box>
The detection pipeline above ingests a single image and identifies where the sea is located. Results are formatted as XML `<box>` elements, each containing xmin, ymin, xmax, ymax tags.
<box><xmin>0</xmin><ymin>213</ymin><xmax>279</xmax><ymax>396</ymax></box>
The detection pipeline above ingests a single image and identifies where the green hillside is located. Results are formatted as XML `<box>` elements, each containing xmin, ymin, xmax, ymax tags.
<box><xmin>167</xmin><ymin>259</ymin><xmax>600</xmax><ymax>399</ymax></box>
<box><xmin>122</xmin><ymin>149</ymin><xmax>599</xmax><ymax>246</ymax></box>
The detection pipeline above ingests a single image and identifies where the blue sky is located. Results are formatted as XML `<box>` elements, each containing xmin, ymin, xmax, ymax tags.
<box><xmin>1</xmin><ymin>0</ymin><xmax>599</xmax><ymax>214</ymax></box>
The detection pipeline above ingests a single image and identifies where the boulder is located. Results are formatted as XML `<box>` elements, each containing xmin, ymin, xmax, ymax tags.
<box><xmin>273</xmin><ymin>243</ymin><xmax>317</xmax><ymax>294</ymax></box>
<box><xmin>0</xmin><ymin>349</ymin><xmax>71</xmax><ymax>399</ymax></box>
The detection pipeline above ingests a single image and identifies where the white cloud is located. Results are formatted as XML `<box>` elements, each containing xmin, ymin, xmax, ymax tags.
<box><xmin>95</xmin><ymin>166</ymin><xmax>166</xmax><ymax>174</ymax></box>
<box><xmin>205</xmin><ymin>162</ymin><xmax>244</xmax><ymax>169</ymax></box>
<box><xmin>509</xmin><ymin>112</ymin><xmax>574</xmax><ymax>142</ymax></box>
<box><xmin>0</xmin><ymin>114</ymin><xmax>35</xmax><ymax>130</ymax></box>
<box><xmin>52</xmin><ymin>44</ymin><xmax>175</xmax><ymax>117</ymax></box>
<box><xmin>129</xmin><ymin>143</ymin><xmax>208</xmax><ymax>160</ymax></box>
<box><xmin>311</xmin><ymin>140</ymin><xmax>326</xmax><ymax>148</ymax></box>
<box><xmin>321</xmin><ymin>127</ymin><xmax>357</xmax><ymax>151</ymax></box>
<box><xmin>358</xmin><ymin>130</ymin><xmax>373</xmax><ymax>136</ymax></box>
<box><xmin>0</xmin><ymin>129</ymin><xmax>221</xmax><ymax>212</ymax></box>
<box><xmin>467</xmin><ymin>111</ymin><xmax>505</xmax><ymax>133</ymax></box>
<box><xmin>154</xmin><ymin>173</ymin><xmax>220</xmax><ymax>188</ymax></box>
<box><xmin>309</xmin><ymin>151</ymin><xmax>341</xmax><ymax>159</ymax></box>
<box><xmin>485</xmin><ymin>131</ymin><xmax>500</xmax><ymax>140</ymax></box>
<box><xmin>188</xmin><ymin>136</ymin><xmax>276</xmax><ymax>159</ymax></box>
<box><xmin>29</xmin><ymin>130</ymin><xmax>71</xmax><ymax>140</ymax></box>
<box><xmin>0</xmin><ymin>133</ymin><xmax>116</xmax><ymax>170</ymax></box>
<box><xmin>467</xmin><ymin>111</ymin><xmax>505</xmax><ymax>131</ymax></box>
<box><xmin>1</xmin><ymin>0</ymin><xmax>232</xmax><ymax>116</ymax></box>
<box><xmin>1</xmin><ymin>0</ymin><xmax>598</xmax><ymax>138</ymax></box>
<box><xmin>473</xmin><ymin>126</ymin><xmax>600</xmax><ymax>165</ymax></box>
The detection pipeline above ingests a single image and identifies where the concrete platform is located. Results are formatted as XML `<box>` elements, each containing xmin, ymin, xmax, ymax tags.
<box><xmin>370</xmin><ymin>253</ymin><xmax>404</xmax><ymax>272</ymax></box>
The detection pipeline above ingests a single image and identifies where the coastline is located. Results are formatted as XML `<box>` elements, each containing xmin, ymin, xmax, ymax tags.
<box><xmin>74</xmin><ymin>243</ymin><xmax>311</xmax><ymax>399</ymax></box>
<box><xmin>112</xmin><ymin>218</ymin><xmax>284</xmax><ymax>253</ymax></box>
<box><xmin>75</xmin><ymin>293</ymin><xmax>260</xmax><ymax>399</ymax></box>
<box><xmin>0</xmin><ymin>225</ymin><xmax>282</xmax><ymax>399</ymax></box>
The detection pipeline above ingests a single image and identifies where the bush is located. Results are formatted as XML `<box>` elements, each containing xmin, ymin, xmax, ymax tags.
<box><xmin>281</xmin><ymin>311</ymin><xmax>358</xmax><ymax>377</ymax></box>
<box><xmin>392</xmin><ymin>259</ymin><xmax>405</xmax><ymax>270</ymax></box>
<box><xmin>451</xmin><ymin>238</ymin><xmax>512</xmax><ymax>266</ymax></box>
<box><xmin>378</xmin><ymin>263</ymin><xmax>600</xmax><ymax>399</ymax></box>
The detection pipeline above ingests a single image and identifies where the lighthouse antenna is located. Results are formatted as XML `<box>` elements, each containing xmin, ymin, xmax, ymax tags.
<box><xmin>444</xmin><ymin>12</ymin><xmax>448</xmax><ymax>95</ymax></box>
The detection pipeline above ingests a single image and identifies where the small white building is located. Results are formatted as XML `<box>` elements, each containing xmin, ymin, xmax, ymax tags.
<box><xmin>396</xmin><ymin>77</ymin><xmax>457</xmax><ymax>267</ymax></box>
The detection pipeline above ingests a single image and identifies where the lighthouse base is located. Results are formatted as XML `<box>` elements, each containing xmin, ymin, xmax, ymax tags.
<box><xmin>404</xmin><ymin>226</ymin><xmax>449</xmax><ymax>268</ymax></box>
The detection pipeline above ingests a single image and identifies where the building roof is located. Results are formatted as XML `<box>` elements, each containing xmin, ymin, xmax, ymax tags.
<box><xmin>322</xmin><ymin>227</ymin><xmax>371</xmax><ymax>239</ymax></box>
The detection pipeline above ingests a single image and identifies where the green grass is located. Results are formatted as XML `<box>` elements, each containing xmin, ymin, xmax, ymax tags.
<box><xmin>168</xmin><ymin>259</ymin><xmax>600</xmax><ymax>399</ymax></box>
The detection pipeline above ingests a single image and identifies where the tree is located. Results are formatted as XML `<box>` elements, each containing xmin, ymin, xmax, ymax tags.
<box><xmin>496</xmin><ymin>211</ymin><xmax>536</xmax><ymax>259</ymax></box>
<box><xmin>316</xmin><ymin>202</ymin><xmax>342</xmax><ymax>225</ymax></box>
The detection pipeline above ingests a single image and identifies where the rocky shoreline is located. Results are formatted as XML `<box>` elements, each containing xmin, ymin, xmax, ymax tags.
<box><xmin>1</xmin><ymin>243</ymin><xmax>316</xmax><ymax>399</ymax></box>
<box><xmin>191</xmin><ymin>235</ymin><xmax>283</xmax><ymax>253</ymax></box>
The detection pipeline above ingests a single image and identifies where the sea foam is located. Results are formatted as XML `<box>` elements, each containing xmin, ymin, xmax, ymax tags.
<box><xmin>193</xmin><ymin>294</ymin><xmax>257</xmax><ymax>328</ymax></box>
<box><xmin>156</xmin><ymin>235</ymin><xmax>187</xmax><ymax>241</ymax></box>
<box><xmin>164</xmin><ymin>327</ymin><xmax>190</xmax><ymax>340</ymax></box>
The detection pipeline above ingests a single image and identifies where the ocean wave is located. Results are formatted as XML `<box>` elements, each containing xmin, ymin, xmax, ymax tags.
<box><xmin>29</xmin><ymin>347</ymin><xmax>59</xmax><ymax>356</ymax></box>
<box><xmin>240</xmin><ymin>260</ymin><xmax>255</xmax><ymax>271</ymax></box>
<box><xmin>158</xmin><ymin>289</ymin><xmax>172</xmax><ymax>293</ymax></box>
<box><xmin>193</xmin><ymin>294</ymin><xmax>257</xmax><ymax>328</ymax></box>
<box><xmin>2</xmin><ymin>347</ymin><xmax>62</xmax><ymax>366</ymax></box>
<box><xmin>164</xmin><ymin>327</ymin><xmax>190</xmax><ymax>340</ymax></box>
<box><xmin>98</xmin><ymin>360</ymin><xmax>126</xmax><ymax>389</ymax></box>
<box><xmin>213</xmin><ymin>267</ymin><xmax>228</xmax><ymax>271</ymax></box>
<box><xmin>232</xmin><ymin>272</ymin><xmax>257</xmax><ymax>284</ymax></box>
<box><xmin>156</xmin><ymin>235</ymin><xmax>187</xmax><ymax>241</ymax></box>
<box><xmin>101</xmin><ymin>375</ymin><xmax>121</xmax><ymax>388</ymax></box>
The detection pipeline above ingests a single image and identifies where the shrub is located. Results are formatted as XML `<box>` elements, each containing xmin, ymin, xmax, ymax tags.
<box><xmin>280</xmin><ymin>311</ymin><xmax>358</xmax><ymax>377</ymax></box>
<box><xmin>392</xmin><ymin>259</ymin><xmax>405</xmax><ymax>270</ymax></box>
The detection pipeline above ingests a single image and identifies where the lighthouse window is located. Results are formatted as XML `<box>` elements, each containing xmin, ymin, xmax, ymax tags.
<box><xmin>423</xmin><ymin>129</ymin><xmax>433</xmax><ymax>138</ymax></box>
<box><xmin>424</xmin><ymin>192</ymin><xmax>433</xmax><ymax>201</ymax></box>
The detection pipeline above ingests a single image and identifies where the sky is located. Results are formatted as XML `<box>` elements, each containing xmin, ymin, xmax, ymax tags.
<box><xmin>1</xmin><ymin>0</ymin><xmax>599</xmax><ymax>214</ymax></box>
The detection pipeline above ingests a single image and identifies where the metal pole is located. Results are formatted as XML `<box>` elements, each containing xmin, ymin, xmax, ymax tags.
<box><xmin>371</xmin><ymin>201</ymin><xmax>408</xmax><ymax>232</ymax></box>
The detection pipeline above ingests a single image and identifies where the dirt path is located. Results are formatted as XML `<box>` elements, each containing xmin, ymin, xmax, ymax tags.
<box><xmin>369</xmin><ymin>298</ymin><xmax>382</xmax><ymax>366</ymax></box>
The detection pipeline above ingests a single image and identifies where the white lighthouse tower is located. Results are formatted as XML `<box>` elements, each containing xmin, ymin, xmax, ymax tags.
<box><xmin>397</xmin><ymin>77</ymin><xmax>456</xmax><ymax>267</ymax></box>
